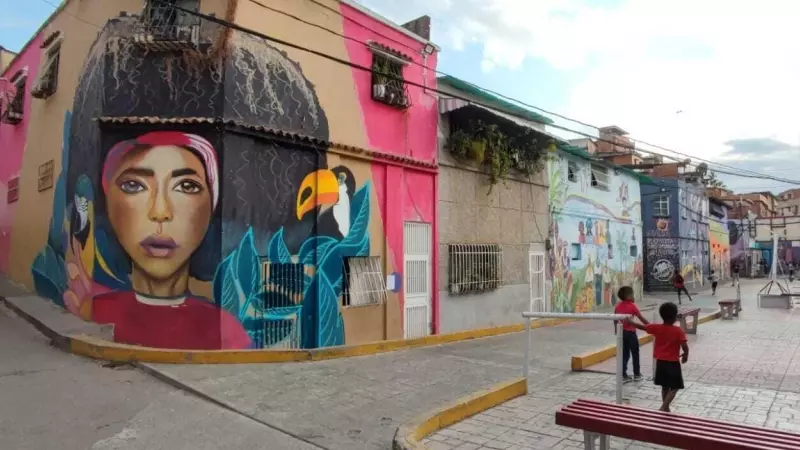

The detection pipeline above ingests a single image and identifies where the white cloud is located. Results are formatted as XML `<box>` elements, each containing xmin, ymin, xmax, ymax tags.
<box><xmin>354</xmin><ymin>0</ymin><xmax>800</xmax><ymax>191</ymax></box>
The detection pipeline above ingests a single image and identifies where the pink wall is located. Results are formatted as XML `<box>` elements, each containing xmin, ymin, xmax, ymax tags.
<box><xmin>339</xmin><ymin>4</ymin><xmax>440</xmax><ymax>333</ymax></box>
<box><xmin>0</xmin><ymin>38</ymin><xmax>41</xmax><ymax>274</ymax></box>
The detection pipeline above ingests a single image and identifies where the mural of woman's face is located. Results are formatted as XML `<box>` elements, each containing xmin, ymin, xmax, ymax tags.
<box><xmin>106</xmin><ymin>145</ymin><xmax>212</xmax><ymax>282</ymax></box>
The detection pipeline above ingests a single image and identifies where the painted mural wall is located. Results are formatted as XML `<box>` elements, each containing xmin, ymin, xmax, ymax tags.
<box><xmin>678</xmin><ymin>182</ymin><xmax>709</xmax><ymax>289</ymax></box>
<box><xmin>548</xmin><ymin>152</ymin><xmax>643</xmax><ymax>313</ymax></box>
<box><xmin>709</xmin><ymin>204</ymin><xmax>730</xmax><ymax>280</ymax></box>
<box><xmin>0</xmin><ymin>35</ymin><xmax>41</xmax><ymax>274</ymax></box>
<box><xmin>641</xmin><ymin>180</ymin><xmax>680</xmax><ymax>291</ymax></box>
<box><xmin>15</xmin><ymin>1</ymin><xmax>438</xmax><ymax>350</ymax></box>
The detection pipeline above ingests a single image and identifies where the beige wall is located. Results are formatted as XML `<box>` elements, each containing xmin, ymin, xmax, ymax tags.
<box><xmin>754</xmin><ymin>217</ymin><xmax>800</xmax><ymax>242</ymax></box>
<box><xmin>8</xmin><ymin>0</ymin><xmax>148</xmax><ymax>287</ymax></box>
<box><xmin>233</xmin><ymin>0</ymin><xmax>367</xmax><ymax>149</ymax></box>
<box><xmin>0</xmin><ymin>49</ymin><xmax>16</xmax><ymax>72</ymax></box>
<box><xmin>437</xmin><ymin>112</ymin><xmax>549</xmax><ymax>332</ymax></box>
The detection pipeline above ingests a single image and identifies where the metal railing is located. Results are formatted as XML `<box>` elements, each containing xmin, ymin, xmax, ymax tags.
<box><xmin>521</xmin><ymin>311</ymin><xmax>632</xmax><ymax>404</ymax></box>
<box><xmin>136</xmin><ymin>1</ymin><xmax>201</xmax><ymax>47</ymax></box>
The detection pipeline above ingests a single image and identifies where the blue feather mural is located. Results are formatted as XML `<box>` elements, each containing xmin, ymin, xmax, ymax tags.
<box><xmin>213</xmin><ymin>181</ymin><xmax>372</xmax><ymax>349</ymax></box>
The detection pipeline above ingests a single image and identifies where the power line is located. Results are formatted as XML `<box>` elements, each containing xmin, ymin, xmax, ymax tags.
<box><xmin>157</xmin><ymin>0</ymin><xmax>800</xmax><ymax>186</ymax></box>
<box><xmin>34</xmin><ymin>0</ymin><xmax>800</xmax><ymax>187</ymax></box>
<box><xmin>238</xmin><ymin>0</ymin><xmax>800</xmax><ymax>185</ymax></box>
<box><xmin>267</xmin><ymin>0</ymin><xmax>798</xmax><ymax>184</ymax></box>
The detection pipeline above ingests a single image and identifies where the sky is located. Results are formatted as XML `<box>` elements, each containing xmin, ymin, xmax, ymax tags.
<box><xmin>3</xmin><ymin>0</ymin><xmax>800</xmax><ymax>194</ymax></box>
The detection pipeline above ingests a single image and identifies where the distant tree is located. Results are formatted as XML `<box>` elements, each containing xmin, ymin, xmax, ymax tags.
<box><xmin>706</xmin><ymin>170</ymin><xmax>727</xmax><ymax>189</ymax></box>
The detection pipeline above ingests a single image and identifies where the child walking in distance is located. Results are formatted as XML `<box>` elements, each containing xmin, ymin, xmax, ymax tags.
<box><xmin>731</xmin><ymin>263</ymin><xmax>740</xmax><ymax>286</ymax></box>
<box><xmin>671</xmin><ymin>269</ymin><xmax>692</xmax><ymax>304</ymax></box>
<box><xmin>614</xmin><ymin>286</ymin><xmax>650</xmax><ymax>382</ymax></box>
<box><xmin>626</xmin><ymin>302</ymin><xmax>689</xmax><ymax>412</ymax></box>
<box><xmin>708</xmin><ymin>270</ymin><xmax>719</xmax><ymax>295</ymax></box>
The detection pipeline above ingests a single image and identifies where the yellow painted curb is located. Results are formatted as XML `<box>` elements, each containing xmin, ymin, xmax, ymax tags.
<box><xmin>62</xmin><ymin>317</ymin><xmax>577</xmax><ymax>364</ymax></box>
<box><xmin>393</xmin><ymin>377</ymin><xmax>528</xmax><ymax>450</ymax></box>
<box><xmin>570</xmin><ymin>311</ymin><xmax>724</xmax><ymax>371</ymax></box>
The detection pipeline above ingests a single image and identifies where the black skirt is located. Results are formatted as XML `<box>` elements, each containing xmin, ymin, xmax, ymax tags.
<box><xmin>654</xmin><ymin>359</ymin><xmax>684</xmax><ymax>390</ymax></box>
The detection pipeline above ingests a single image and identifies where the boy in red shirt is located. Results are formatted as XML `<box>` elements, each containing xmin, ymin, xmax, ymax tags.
<box><xmin>671</xmin><ymin>269</ymin><xmax>692</xmax><ymax>304</ymax></box>
<box><xmin>627</xmin><ymin>302</ymin><xmax>689</xmax><ymax>412</ymax></box>
<box><xmin>614</xmin><ymin>286</ymin><xmax>649</xmax><ymax>382</ymax></box>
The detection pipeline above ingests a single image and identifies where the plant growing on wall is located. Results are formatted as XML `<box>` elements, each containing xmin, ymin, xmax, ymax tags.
<box><xmin>446</xmin><ymin>119</ymin><xmax>551</xmax><ymax>192</ymax></box>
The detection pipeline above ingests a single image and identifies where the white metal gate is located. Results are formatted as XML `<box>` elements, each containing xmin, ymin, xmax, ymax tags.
<box><xmin>404</xmin><ymin>222</ymin><xmax>432</xmax><ymax>339</ymax></box>
<box><xmin>528</xmin><ymin>251</ymin><xmax>547</xmax><ymax>312</ymax></box>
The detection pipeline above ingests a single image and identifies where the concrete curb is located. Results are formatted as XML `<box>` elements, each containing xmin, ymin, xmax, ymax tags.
<box><xmin>570</xmin><ymin>310</ymin><xmax>723</xmax><ymax>371</ymax></box>
<box><xmin>392</xmin><ymin>377</ymin><xmax>528</xmax><ymax>450</ymax></box>
<box><xmin>1</xmin><ymin>295</ymin><xmax>576</xmax><ymax>364</ymax></box>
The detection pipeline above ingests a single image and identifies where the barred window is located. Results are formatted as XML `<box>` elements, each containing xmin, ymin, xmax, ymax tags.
<box><xmin>342</xmin><ymin>256</ymin><xmax>387</xmax><ymax>307</ymax></box>
<box><xmin>32</xmin><ymin>39</ymin><xmax>61</xmax><ymax>99</ymax></box>
<box><xmin>370</xmin><ymin>51</ymin><xmax>410</xmax><ymax>109</ymax></box>
<box><xmin>1</xmin><ymin>70</ymin><xmax>25</xmax><ymax>125</ymax></box>
<box><xmin>260</xmin><ymin>261</ymin><xmax>308</xmax><ymax>350</ymax></box>
<box><xmin>448</xmin><ymin>244</ymin><xmax>502</xmax><ymax>295</ymax></box>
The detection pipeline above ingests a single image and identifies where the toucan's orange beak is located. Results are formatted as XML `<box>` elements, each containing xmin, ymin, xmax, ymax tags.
<box><xmin>296</xmin><ymin>169</ymin><xmax>340</xmax><ymax>220</ymax></box>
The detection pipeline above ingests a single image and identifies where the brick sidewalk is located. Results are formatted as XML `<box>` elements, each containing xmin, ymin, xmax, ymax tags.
<box><xmin>425</xmin><ymin>282</ymin><xmax>800</xmax><ymax>450</ymax></box>
<box><xmin>425</xmin><ymin>372</ymin><xmax>800</xmax><ymax>450</ymax></box>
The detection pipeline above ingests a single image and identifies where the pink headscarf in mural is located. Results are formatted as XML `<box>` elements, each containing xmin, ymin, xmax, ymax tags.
<box><xmin>101</xmin><ymin>131</ymin><xmax>219</xmax><ymax>209</ymax></box>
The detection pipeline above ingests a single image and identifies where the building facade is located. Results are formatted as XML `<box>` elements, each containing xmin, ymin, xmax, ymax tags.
<box><xmin>4</xmin><ymin>0</ymin><xmax>439</xmax><ymax>350</ymax></box>
<box><xmin>777</xmin><ymin>188</ymin><xmax>800</xmax><ymax>217</ymax></box>
<box><xmin>708</xmin><ymin>197</ymin><xmax>730</xmax><ymax>281</ymax></box>
<box><xmin>435</xmin><ymin>76</ymin><xmax>550</xmax><ymax>332</ymax></box>
<box><xmin>0</xmin><ymin>35</ymin><xmax>42</xmax><ymax>275</ymax></box>
<box><xmin>0</xmin><ymin>46</ymin><xmax>17</xmax><ymax>72</ymax></box>
<box><xmin>678</xmin><ymin>181</ymin><xmax>710</xmax><ymax>289</ymax></box>
<box><xmin>548</xmin><ymin>146</ymin><xmax>644</xmax><ymax>312</ymax></box>
<box><xmin>642</xmin><ymin>179</ymin><xmax>709</xmax><ymax>291</ymax></box>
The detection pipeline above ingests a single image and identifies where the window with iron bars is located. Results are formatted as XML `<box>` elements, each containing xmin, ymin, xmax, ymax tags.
<box><xmin>448</xmin><ymin>244</ymin><xmax>503</xmax><ymax>295</ymax></box>
<box><xmin>371</xmin><ymin>53</ymin><xmax>410</xmax><ymax>109</ymax></box>
<box><xmin>341</xmin><ymin>256</ymin><xmax>388</xmax><ymax>307</ymax></box>
<box><xmin>141</xmin><ymin>0</ymin><xmax>200</xmax><ymax>41</ymax></box>
<box><xmin>1</xmin><ymin>71</ymin><xmax>25</xmax><ymax>125</ymax></box>
<box><xmin>32</xmin><ymin>41</ymin><xmax>61</xmax><ymax>100</ymax></box>
<box><xmin>259</xmin><ymin>261</ymin><xmax>308</xmax><ymax>349</ymax></box>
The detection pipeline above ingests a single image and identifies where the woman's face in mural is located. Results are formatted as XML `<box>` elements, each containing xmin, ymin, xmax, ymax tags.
<box><xmin>106</xmin><ymin>145</ymin><xmax>212</xmax><ymax>281</ymax></box>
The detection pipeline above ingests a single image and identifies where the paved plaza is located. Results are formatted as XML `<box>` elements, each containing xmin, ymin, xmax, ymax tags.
<box><xmin>3</xmin><ymin>276</ymin><xmax>788</xmax><ymax>449</ymax></box>
<box><xmin>425</xmin><ymin>280</ymin><xmax>800</xmax><ymax>449</ymax></box>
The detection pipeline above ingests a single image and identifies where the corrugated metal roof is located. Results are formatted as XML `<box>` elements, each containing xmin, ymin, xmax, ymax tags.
<box><xmin>94</xmin><ymin>116</ymin><xmax>437</xmax><ymax>169</ymax></box>
<box><xmin>439</xmin><ymin>97</ymin><xmax>564</xmax><ymax>142</ymax></box>
<box><xmin>557</xmin><ymin>143</ymin><xmax>653</xmax><ymax>184</ymax></box>
<box><xmin>437</xmin><ymin>75</ymin><xmax>554</xmax><ymax>125</ymax></box>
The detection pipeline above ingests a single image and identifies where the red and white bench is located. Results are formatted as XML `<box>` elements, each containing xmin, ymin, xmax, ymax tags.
<box><xmin>555</xmin><ymin>399</ymin><xmax>800</xmax><ymax>450</ymax></box>
<box><xmin>677</xmin><ymin>306</ymin><xmax>700</xmax><ymax>334</ymax></box>
<box><xmin>719</xmin><ymin>299</ymin><xmax>742</xmax><ymax>320</ymax></box>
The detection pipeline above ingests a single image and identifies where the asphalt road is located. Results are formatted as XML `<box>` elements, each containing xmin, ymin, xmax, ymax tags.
<box><xmin>0</xmin><ymin>302</ymin><xmax>317</xmax><ymax>450</ymax></box>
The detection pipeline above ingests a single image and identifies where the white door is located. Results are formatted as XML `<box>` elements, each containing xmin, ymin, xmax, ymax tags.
<box><xmin>529</xmin><ymin>251</ymin><xmax>547</xmax><ymax>312</ymax></box>
<box><xmin>404</xmin><ymin>222</ymin><xmax>432</xmax><ymax>339</ymax></box>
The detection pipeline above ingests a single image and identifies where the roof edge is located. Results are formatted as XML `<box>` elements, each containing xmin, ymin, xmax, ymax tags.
<box><xmin>437</xmin><ymin>75</ymin><xmax>555</xmax><ymax>125</ymax></box>
<box><xmin>339</xmin><ymin>0</ymin><xmax>440</xmax><ymax>51</ymax></box>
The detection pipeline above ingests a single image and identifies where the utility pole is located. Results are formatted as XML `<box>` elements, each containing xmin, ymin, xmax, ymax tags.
<box><xmin>761</xmin><ymin>228</ymin><xmax>789</xmax><ymax>295</ymax></box>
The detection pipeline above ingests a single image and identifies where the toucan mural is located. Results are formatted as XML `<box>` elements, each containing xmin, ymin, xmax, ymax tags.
<box><xmin>298</xmin><ymin>167</ymin><xmax>357</xmax><ymax>240</ymax></box>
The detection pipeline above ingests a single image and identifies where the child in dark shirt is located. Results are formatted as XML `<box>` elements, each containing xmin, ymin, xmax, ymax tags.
<box><xmin>626</xmin><ymin>302</ymin><xmax>689</xmax><ymax>412</ymax></box>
